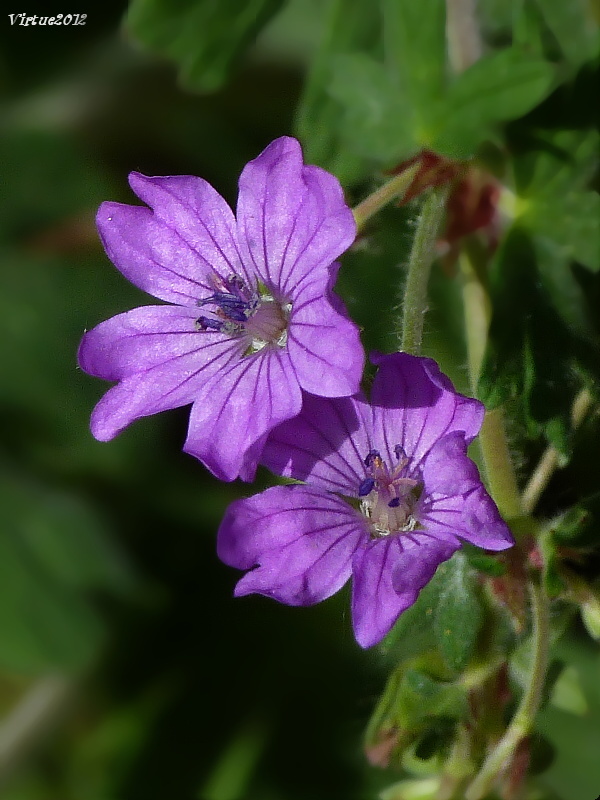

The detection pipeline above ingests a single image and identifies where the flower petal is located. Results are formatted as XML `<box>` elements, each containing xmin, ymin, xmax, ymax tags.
<box><xmin>79</xmin><ymin>305</ymin><xmax>202</xmax><ymax>381</ymax></box>
<box><xmin>82</xmin><ymin>310</ymin><xmax>240</xmax><ymax>442</ymax></box>
<box><xmin>391</xmin><ymin>533</ymin><xmax>460</xmax><ymax>603</ymax></box>
<box><xmin>370</xmin><ymin>352</ymin><xmax>484</xmax><ymax>469</ymax></box>
<box><xmin>351</xmin><ymin>533</ymin><xmax>460</xmax><ymax>648</ymax></box>
<box><xmin>128</xmin><ymin>172</ymin><xmax>245</xmax><ymax>280</ymax></box>
<box><xmin>184</xmin><ymin>348</ymin><xmax>302</xmax><ymax>482</ymax></box>
<box><xmin>96</xmin><ymin>173</ymin><xmax>242</xmax><ymax>305</ymax></box>
<box><xmin>217</xmin><ymin>485</ymin><xmax>366</xmax><ymax>605</ymax></box>
<box><xmin>236</xmin><ymin>137</ymin><xmax>356</xmax><ymax>296</ymax></box>
<box><xmin>288</xmin><ymin>263</ymin><xmax>364</xmax><ymax>397</ymax></box>
<box><xmin>419</xmin><ymin>433</ymin><xmax>514</xmax><ymax>550</ymax></box>
<box><xmin>261</xmin><ymin>393</ymin><xmax>372</xmax><ymax>494</ymax></box>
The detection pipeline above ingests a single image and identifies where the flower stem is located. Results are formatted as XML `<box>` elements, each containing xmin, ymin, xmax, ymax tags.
<box><xmin>464</xmin><ymin>579</ymin><xmax>550</xmax><ymax>800</ymax></box>
<box><xmin>353</xmin><ymin>164</ymin><xmax>421</xmax><ymax>232</ymax></box>
<box><xmin>459</xmin><ymin>248</ymin><xmax>522</xmax><ymax>520</ymax></box>
<box><xmin>521</xmin><ymin>388</ymin><xmax>594</xmax><ymax>515</ymax></box>
<box><xmin>400</xmin><ymin>185</ymin><xmax>450</xmax><ymax>356</ymax></box>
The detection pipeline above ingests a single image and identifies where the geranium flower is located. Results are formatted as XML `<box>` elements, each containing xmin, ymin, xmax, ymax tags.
<box><xmin>78</xmin><ymin>137</ymin><xmax>363</xmax><ymax>481</ymax></box>
<box><xmin>218</xmin><ymin>353</ymin><xmax>513</xmax><ymax>647</ymax></box>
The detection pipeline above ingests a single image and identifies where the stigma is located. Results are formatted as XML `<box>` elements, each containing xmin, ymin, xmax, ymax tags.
<box><xmin>358</xmin><ymin>446</ymin><xmax>422</xmax><ymax>538</ymax></box>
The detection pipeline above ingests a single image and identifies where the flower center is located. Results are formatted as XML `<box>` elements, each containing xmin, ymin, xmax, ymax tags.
<box><xmin>358</xmin><ymin>447</ymin><xmax>422</xmax><ymax>538</ymax></box>
<box><xmin>195</xmin><ymin>274</ymin><xmax>291</xmax><ymax>353</ymax></box>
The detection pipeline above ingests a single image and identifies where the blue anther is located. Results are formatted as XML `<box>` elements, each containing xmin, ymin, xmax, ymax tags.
<box><xmin>358</xmin><ymin>477</ymin><xmax>375</xmax><ymax>497</ymax></box>
<box><xmin>394</xmin><ymin>444</ymin><xmax>407</xmax><ymax>461</ymax></box>
<box><xmin>196</xmin><ymin>316</ymin><xmax>224</xmax><ymax>332</ymax></box>
<box><xmin>198</xmin><ymin>291</ymin><xmax>251</xmax><ymax>323</ymax></box>
<box><xmin>388</xmin><ymin>497</ymin><xmax>401</xmax><ymax>508</ymax></box>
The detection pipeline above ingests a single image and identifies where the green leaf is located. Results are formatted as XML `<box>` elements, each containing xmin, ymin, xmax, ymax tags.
<box><xmin>432</xmin><ymin>48</ymin><xmax>555</xmax><ymax>158</ymax></box>
<box><xmin>126</xmin><ymin>0</ymin><xmax>286</xmax><ymax>92</ymax></box>
<box><xmin>365</xmin><ymin>664</ymin><xmax>466</xmax><ymax>766</ymax></box>
<box><xmin>381</xmin><ymin>0</ymin><xmax>447</xmax><ymax>112</ymax></box>
<box><xmin>550</xmin><ymin>665</ymin><xmax>589</xmax><ymax>715</ymax></box>
<box><xmin>534</xmin><ymin>0</ymin><xmax>600</xmax><ymax>67</ymax></box>
<box><xmin>516</xmin><ymin>132</ymin><xmax>600</xmax><ymax>273</ymax></box>
<box><xmin>433</xmin><ymin>554</ymin><xmax>483</xmax><ymax>672</ymax></box>
<box><xmin>294</xmin><ymin>0</ymin><xmax>380</xmax><ymax>180</ymax></box>
<box><xmin>478</xmin><ymin>227</ymin><xmax>583</xmax><ymax>456</ymax></box>
<box><xmin>328</xmin><ymin>54</ymin><xmax>416</xmax><ymax>163</ymax></box>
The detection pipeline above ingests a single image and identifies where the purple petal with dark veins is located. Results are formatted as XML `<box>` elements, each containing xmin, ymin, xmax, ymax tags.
<box><xmin>218</xmin><ymin>485</ymin><xmax>366</xmax><ymax>605</ymax></box>
<box><xmin>236</xmin><ymin>137</ymin><xmax>356</xmax><ymax>296</ymax></box>
<box><xmin>261</xmin><ymin>393</ymin><xmax>371</xmax><ymax>494</ymax></box>
<box><xmin>370</xmin><ymin>352</ymin><xmax>484</xmax><ymax>470</ymax></box>
<box><xmin>183</xmin><ymin>347</ymin><xmax>303</xmax><ymax>482</ymax></box>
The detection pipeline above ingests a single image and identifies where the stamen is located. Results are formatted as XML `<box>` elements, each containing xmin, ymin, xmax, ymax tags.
<box><xmin>388</xmin><ymin>497</ymin><xmax>400</xmax><ymax>508</ymax></box>
<box><xmin>197</xmin><ymin>273</ymin><xmax>290</xmax><ymax>351</ymax></box>
<box><xmin>358</xmin><ymin>477</ymin><xmax>375</xmax><ymax>497</ymax></box>
<box><xmin>364</xmin><ymin>450</ymin><xmax>381</xmax><ymax>467</ymax></box>
<box><xmin>394</xmin><ymin>444</ymin><xmax>407</xmax><ymax>461</ymax></box>
<box><xmin>195</xmin><ymin>316</ymin><xmax>224</xmax><ymax>332</ymax></box>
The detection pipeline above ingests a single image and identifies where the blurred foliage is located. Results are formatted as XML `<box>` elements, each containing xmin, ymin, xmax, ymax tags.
<box><xmin>0</xmin><ymin>0</ymin><xmax>599</xmax><ymax>799</ymax></box>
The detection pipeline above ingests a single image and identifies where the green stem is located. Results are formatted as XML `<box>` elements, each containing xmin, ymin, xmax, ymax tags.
<box><xmin>464</xmin><ymin>580</ymin><xmax>550</xmax><ymax>800</ymax></box>
<box><xmin>478</xmin><ymin>409</ymin><xmax>523</xmax><ymax>520</ymax></box>
<box><xmin>521</xmin><ymin>388</ymin><xmax>594</xmax><ymax>515</ymax></box>
<box><xmin>400</xmin><ymin>185</ymin><xmax>450</xmax><ymax>355</ymax></box>
<box><xmin>353</xmin><ymin>164</ymin><xmax>421</xmax><ymax>233</ymax></box>
<box><xmin>459</xmin><ymin>248</ymin><xmax>522</xmax><ymax>520</ymax></box>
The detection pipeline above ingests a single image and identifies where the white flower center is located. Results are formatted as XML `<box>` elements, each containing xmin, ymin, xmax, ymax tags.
<box><xmin>358</xmin><ymin>448</ymin><xmax>422</xmax><ymax>538</ymax></box>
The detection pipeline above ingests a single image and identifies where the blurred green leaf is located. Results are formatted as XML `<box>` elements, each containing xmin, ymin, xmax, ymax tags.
<box><xmin>381</xmin><ymin>0</ymin><xmax>446</xmax><ymax>111</ymax></box>
<box><xmin>550</xmin><ymin>664</ymin><xmax>588</xmax><ymax>715</ymax></box>
<box><xmin>537</xmin><ymin>635</ymin><xmax>600</xmax><ymax>799</ymax></box>
<box><xmin>294</xmin><ymin>0</ymin><xmax>380</xmax><ymax>180</ymax></box>
<box><xmin>515</xmin><ymin>131</ymin><xmax>600</xmax><ymax>272</ymax></box>
<box><xmin>126</xmin><ymin>0</ymin><xmax>286</xmax><ymax>92</ymax></box>
<box><xmin>0</xmin><ymin>467</ymin><xmax>135</xmax><ymax>673</ymax></box>
<box><xmin>433</xmin><ymin>554</ymin><xmax>483</xmax><ymax>672</ymax></box>
<box><xmin>552</xmin><ymin>496</ymin><xmax>600</xmax><ymax>548</ymax></box>
<box><xmin>328</xmin><ymin>54</ymin><xmax>414</xmax><ymax>163</ymax></box>
<box><xmin>432</xmin><ymin>48</ymin><xmax>555</xmax><ymax>158</ymax></box>
<box><xmin>534</xmin><ymin>0</ymin><xmax>600</xmax><ymax>67</ymax></box>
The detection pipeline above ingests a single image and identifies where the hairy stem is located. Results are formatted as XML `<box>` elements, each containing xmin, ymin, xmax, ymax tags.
<box><xmin>464</xmin><ymin>580</ymin><xmax>550</xmax><ymax>800</ymax></box>
<box><xmin>400</xmin><ymin>185</ymin><xmax>450</xmax><ymax>355</ymax></box>
<box><xmin>353</xmin><ymin>164</ymin><xmax>420</xmax><ymax>232</ymax></box>
<box><xmin>521</xmin><ymin>388</ymin><xmax>594</xmax><ymax>514</ymax></box>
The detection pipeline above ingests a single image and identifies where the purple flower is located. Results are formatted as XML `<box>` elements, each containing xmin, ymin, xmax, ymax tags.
<box><xmin>218</xmin><ymin>352</ymin><xmax>514</xmax><ymax>648</ymax></box>
<box><xmin>78</xmin><ymin>137</ymin><xmax>363</xmax><ymax>481</ymax></box>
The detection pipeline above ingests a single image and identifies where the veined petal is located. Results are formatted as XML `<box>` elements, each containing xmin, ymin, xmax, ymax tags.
<box><xmin>419</xmin><ymin>433</ymin><xmax>514</xmax><ymax>550</ymax></box>
<box><xmin>391</xmin><ymin>533</ymin><xmax>460</xmax><ymax>603</ymax></box>
<box><xmin>184</xmin><ymin>348</ymin><xmax>302</xmax><ymax>482</ymax></box>
<box><xmin>218</xmin><ymin>485</ymin><xmax>366</xmax><ymax>605</ymax></box>
<box><xmin>370</xmin><ymin>352</ymin><xmax>484</xmax><ymax>469</ymax></box>
<box><xmin>96</xmin><ymin>203</ymin><xmax>211</xmax><ymax>305</ymax></box>
<box><xmin>79</xmin><ymin>305</ymin><xmax>202</xmax><ymax>381</ymax></box>
<box><xmin>351</xmin><ymin>533</ymin><xmax>460</xmax><ymax>648</ymax></box>
<box><xmin>236</xmin><ymin>137</ymin><xmax>356</xmax><ymax>296</ymax></box>
<box><xmin>288</xmin><ymin>264</ymin><xmax>364</xmax><ymax>398</ymax></box>
<box><xmin>262</xmin><ymin>394</ymin><xmax>371</xmax><ymax>494</ymax></box>
<box><xmin>128</xmin><ymin>173</ymin><xmax>247</xmax><ymax>283</ymax></box>
<box><xmin>421</xmin><ymin>491</ymin><xmax>514</xmax><ymax>551</ymax></box>
<box><xmin>86</xmin><ymin>325</ymin><xmax>240</xmax><ymax>442</ymax></box>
